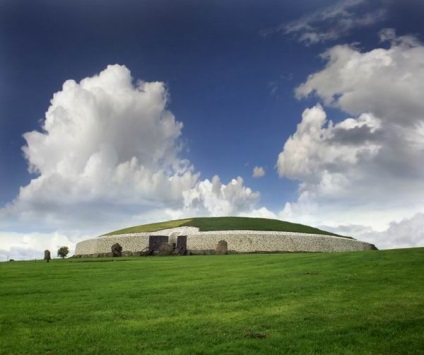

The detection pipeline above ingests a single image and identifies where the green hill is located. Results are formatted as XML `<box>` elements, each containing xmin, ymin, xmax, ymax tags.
<box><xmin>105</xmin><ymin>216</ymin><xmax>346</xmax><ymax>237</ymax></box>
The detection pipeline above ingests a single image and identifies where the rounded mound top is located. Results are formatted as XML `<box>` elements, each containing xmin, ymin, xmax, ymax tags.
<box><xmin>105</xmin><ymin>217</ymin><xmax>345</xmax><ymax>238</ymax></box>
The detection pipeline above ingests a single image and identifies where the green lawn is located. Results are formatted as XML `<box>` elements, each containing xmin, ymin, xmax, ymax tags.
<box><xmin>106</xmin><ymin>216</ymin><xmax>344</xmax><ymax>237</ymax></box>
<box><xmin>1</xmin><ymin>248</ymin><xmax>423</xmax><ymax>354</ymax></box>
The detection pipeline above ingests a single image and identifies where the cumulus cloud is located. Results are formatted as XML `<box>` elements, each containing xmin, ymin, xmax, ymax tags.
<box><xmin>296</xmin><ymin>31</ymin><xmax>424</xmax><ymax>127</ymax></box>
<box><xmin>365</xmin><ymin>212</ymin><xmax>424</xmax><ymax>249</ymax></box>
<box><xmin>277</xmin><ymin>104</ymin><xmax>387</xmax><ymax>204</ymax></box>
<box><xmin>294</xmin><ymin>30</ymin><xmax>424</xmax><ymax>184</ymax></box>
<box><xmin>182</xmin><ymin>175</ymin><xmax>260</xmax><ymax>217</ymax></box>
<box><xmin>19</xmin><ymin>64</ymin><xmax>197</xmax><ymax>207</ymax></box>
<box><xmin>325</xmin><ymin>212</ymin><xmax>424</xmax><ymax>250</ymax></box>
<box><xmin>273</xmin><ymin>0</ymin><xmax>386</xmax><ymax>45</ymax></box>
<box><xmin>252</xmin><ymin>166</ymin><xmax>265</xmax><ymax>178</ymax></box>
<box><xmin>1</xmin><ymin>65</ymin><xmax>263</xmax><ymax>259</ymax></box>
<box><xmin>277</xmin><ymin>31</ymin><xmax>424</xmax><ymax>247</ymax></box>
<box><xmin>277</xmin><ymin>105</ymin><xmax>381</xmax><ymax>182</ymax></box>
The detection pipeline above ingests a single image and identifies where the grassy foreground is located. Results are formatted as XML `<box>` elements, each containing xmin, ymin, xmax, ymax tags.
<box><xmin>106</xmin><ymin>216</ymin><xmax>343</xmax><ymax>237</ymax></box>
<box><xmin>1</xmin><ymin>248</ymin><xmax>423</xmax><ymax>354</ymax></box>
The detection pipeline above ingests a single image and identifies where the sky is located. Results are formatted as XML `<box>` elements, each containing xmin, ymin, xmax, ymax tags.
<box><xmin>1</xmin><ymin>0</ymin><xmax>424</xmax><ymax>260</ymax></box>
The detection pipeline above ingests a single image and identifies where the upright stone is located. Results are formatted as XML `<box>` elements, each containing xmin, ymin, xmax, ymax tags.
<box><xmin>44</xmin><ymin>250</ymin><xmax>51</xmax><ymax>263</ymax></box>
<box><xmin>111</xmin><ymin>243</ymin><xmax>123</xmax><ymax>257</ymax></box>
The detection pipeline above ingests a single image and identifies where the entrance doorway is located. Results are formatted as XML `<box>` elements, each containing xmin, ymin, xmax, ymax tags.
<box><xmin>176</xmin><ymin>235</ymin><xmax>187</xmax><ymax>255</ymax></box>
<box><xmin>149</xmin><ymin>235</ymin><xmax>168</xmax><ymax>252</ymax></box>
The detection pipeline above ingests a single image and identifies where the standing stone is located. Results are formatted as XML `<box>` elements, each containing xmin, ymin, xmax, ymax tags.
<box><xmin>44</xmin><ymin>250</ymin><xmax>51</xmax><ymax>263</ymax></box>
<box><xmin>111</xmin><ymin>243</ymin><xmax>123</xmax><ymax>257</ymax></box>
<box><xmin>216</xmin><ymin>240</ymin><xmax>228</xmax><ymax>255</ymax></box>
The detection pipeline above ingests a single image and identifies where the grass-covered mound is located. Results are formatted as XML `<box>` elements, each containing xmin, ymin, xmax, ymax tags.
<box><xmin>106</xmin><ymin>216</ymin><xmax>344</xmax><ymax>237</ymax></box>
<box><xmin>1</xmin><ymin>248</ymin><xmax>423</xmax><ymax>354</ymax></box>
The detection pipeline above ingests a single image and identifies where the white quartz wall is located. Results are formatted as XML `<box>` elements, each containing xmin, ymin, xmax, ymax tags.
<box><xmin>74</xmin><ymin>228</ymin><xmax>375</xmax><ymax>256</ymax></box>
<box><xmin>186</xmin><ymin>231</ymin><xmax>374</xmax><ymax>253</ymax></box>
<box><xmin>75</xmin><ymin>234</ymin><xmax>150</xmax><ymax>255</ymax></box>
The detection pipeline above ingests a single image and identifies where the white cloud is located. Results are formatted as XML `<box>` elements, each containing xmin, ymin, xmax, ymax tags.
<box><xmin>366</xmin><ymin>212</ymin><xmax>424</xmax><ymax>249</ymax></box>
<box><xmin>294</xmin><ymin>31</ymin><xmax>424</xmax><ymax>185</ymax></box>
<box><xmin>4</xmin><ymin>64</ymin><xmax>262</xmax><ymax>221</ymax></box>
<box><xmin>277</xmin><ymin>105</ymin><xmax>381</xmax><ymax>186</ymax></box>
<box><xmin>182</xmin><ymin>175</ymin><xmax>260</xmax><ymax>217</ymax></box>
<box><xmin>296</xmin><ymin>31</ymin><xmax>424</xmax><ymax>127</ymax></box>
<box><xmin>280</xmin><ymin>0</ymin><xmax>386</xmax><ymax>45</ymax></box>
<box><xmin>252</xmin><ymin>166</ymin><xmax>265</xmax><ymax>178</ymax></box>
<box><xmin>277</xmin><ymin>31</ymin><xmax>424</xmax><ymax>248</ymax></box>
<box><xmin>325</xmin><ymin>212</ymin><xmax>424</xmax><ymax>250</ymax></box>
<box><xmin>19</xmin><ymin>64</ymin><xmax>197</xmax><ymax>208</ymax></box>
<box><xmin>1</xmin><ymin>65</ymin><xmax>263</xmax><ymax>258</ymax></box>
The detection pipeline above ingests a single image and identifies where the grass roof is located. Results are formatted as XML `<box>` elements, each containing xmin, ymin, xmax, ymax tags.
<box><xmin>105</xmin><ymin>216</ymin><xmax>346</xmax><ymax>238</ymax></box>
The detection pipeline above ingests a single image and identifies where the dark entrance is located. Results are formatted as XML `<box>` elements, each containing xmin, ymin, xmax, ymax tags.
<box><xmin>176</xmin><ymin>235</ymin><xmax>187</xmax><ymax>255</ymax></box>
<box><xmin>149</xmin><ymin>235</ymin><xmax>169</xmax><ymax>252</ymax></box>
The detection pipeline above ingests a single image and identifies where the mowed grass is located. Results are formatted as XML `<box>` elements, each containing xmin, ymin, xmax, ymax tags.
<box><xmin>1</xmin><ymin>249</ymin><xmax>423</xmax><ymax>354</ymax></box>
<box><xmin>106</xmin><ymin>216</ymin><xmax>344</xmax><ymax>237</ymax></box>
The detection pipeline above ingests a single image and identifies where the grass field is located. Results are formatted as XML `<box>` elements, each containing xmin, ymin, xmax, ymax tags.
<box><xmin>106</xmin><ymin>216</ymin><xmax>344</xmax><ymax>237</ymax></box>
<box><xmin>1</xmin><ymin>248</ymin><xmax>423</xmax><ymax>354</ymax></box>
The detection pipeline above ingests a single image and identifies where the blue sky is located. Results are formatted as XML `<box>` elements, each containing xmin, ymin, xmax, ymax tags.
<box><xmin>1</xmin><ymin>0</ymin><xmax>424</xmax><ymax>260</ymax></box>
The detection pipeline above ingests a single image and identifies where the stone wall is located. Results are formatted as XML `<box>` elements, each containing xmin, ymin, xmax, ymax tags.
<box><xmin>75</xmin><ymin>234</ymin><xmax>150</xmax><ymax>256</ymax></box>
<box><xmin>186</xmin><ymin>231</ymin><xmax>374</xmax><ymax>253</ymax></box>
<box><xmin>74</xmin><ymin>227</ymin><xmax>376</xmax><ymax>256</ymax></box>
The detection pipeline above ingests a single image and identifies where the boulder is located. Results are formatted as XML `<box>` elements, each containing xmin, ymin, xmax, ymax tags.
<box><xmin>158</xmin><ymin>243</ymin><xmax>173</xmax><ymax>256</ymax></box>
<box><xmin>111</xmin><ymin>243</ymin><xmax>123</xmax><ymax>257</ymax></box>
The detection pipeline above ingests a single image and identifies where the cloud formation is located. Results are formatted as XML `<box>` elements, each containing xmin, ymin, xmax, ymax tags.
<box><xmin>324</xmin><ymin>212</ymin><xmax>424</xmax><ymax>250</ymax></box>
<box><xmin>364</xmin><ymin>212</ymin><xmax>424</xmax><ymax>249</ymax></box>
<box><xmin>252</xmin><ymin>166</ymin><xmax>265</xmax><ymax>178</ymax></box>
<box><xmin>182</xmin><ymin>176</ymin><xmax>260</xmax><ymax>217</ymax></box>
<box><xmin>278</xmin><ymin>31</ymin><xmax>424</xmax><ymax>242</ymax></box>
<box><xmin>20</xmin><ymin>64</ymin><xmax>197</xmax><ymax>207</ymax></box>
<box><xmin>279</xmin><ymin>0</ymin><xmax>386</xmax><ymax>45</ymax></box>
<box><xmin>296</xmin><ymin>29</ymin><xmax>424</xmax><ymax>125</ymax></box>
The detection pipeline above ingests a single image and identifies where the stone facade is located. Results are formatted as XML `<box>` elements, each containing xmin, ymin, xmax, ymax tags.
<box><xmin>74</xmin><ymin>227</ymin><xmax>376</xmax><ymax>256</ymax></box>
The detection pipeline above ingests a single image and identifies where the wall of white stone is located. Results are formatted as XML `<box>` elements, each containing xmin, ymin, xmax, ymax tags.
<box><xmin>74</xmin><ymin>227</ymin><xmax>375</xmax><ymax>256</ymax></box>
<box><xmin>75</xmin><ymin>234</ymin><xmax>149</xmax><ymax>255</ymax></box>
<box><xmin>186</xmin><ymin>231</ymin><xmax>374</xmax><ymax>253</ymax></box>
